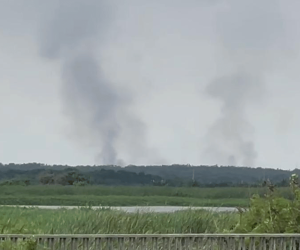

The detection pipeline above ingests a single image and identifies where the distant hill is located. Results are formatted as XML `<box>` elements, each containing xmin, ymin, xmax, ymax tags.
<box><xmin>0</xmin><ymin>162</ymin><xmax>296</xmax><ymax>186</ymax></box>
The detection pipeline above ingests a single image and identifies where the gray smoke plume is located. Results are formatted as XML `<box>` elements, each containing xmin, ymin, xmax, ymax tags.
<box><xmin>202</xmin><ymin>0</ymin><xmax>285</xmax><ymax>167</ymax></box>
<box><xmin>204</xmin><ymin>72</ymin><xmax>265</xmax><ymax>166</ymax></box>
<box><xmin>37</xmin><ymin>0</ymin><xmax>145</xmax><ymax>165</ymax></box>
<box><xmin>61</xmin><ymin>54</ymin><xmax>122</xmax><ymax>164</ymax></box>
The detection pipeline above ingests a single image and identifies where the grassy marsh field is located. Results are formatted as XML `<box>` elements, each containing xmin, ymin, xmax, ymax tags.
<box><xmin>0</xmin><ymin>180</ymin><xmax>298</xmax><ymax>248</ymax></box>
<box><xmin>0</xmin><ymin>185</ymin><xmax>292</xmax><ymax>207</ymax></box>
<box><xmin>0</xmin><ymin>206</ymin><xmax>237</xmax><ymax>234</ymax></box>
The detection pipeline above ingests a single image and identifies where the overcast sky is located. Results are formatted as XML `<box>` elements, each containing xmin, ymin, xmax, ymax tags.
<box><xmin>0</xmin><ymin>0</ymin><xmax>300</xmax><ymax>169</ymax></box>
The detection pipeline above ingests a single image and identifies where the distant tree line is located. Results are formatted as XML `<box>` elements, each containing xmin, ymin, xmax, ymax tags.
<box><xmin>0</xmin><ymin>162</ymin><xmax>295</xmax><ymax>187</ymax></box>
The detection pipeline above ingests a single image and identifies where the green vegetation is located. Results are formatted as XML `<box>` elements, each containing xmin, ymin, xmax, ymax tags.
<box><xmin>0</xmin><ymin>185</ymin><xmax>250</xmax><ymax>206</ymax></box>
<box><xmin>0</xmin><ymin>185</ymin><xmax>270</xmax><ymax>206</ymax></box>
<box><xmin>0</xmin><ymin>207</ymin><xmax>237</xmax><ymax>234</ymax></box>
<box><xmin>0</xmin><ymin>173</ymin><xmax>300</xmax><ymax>250</ymax></box>
<box><xmin>0</xmin><ymin>195</ymin><xmax>248</xmax><ymax>207</ymax></box>
<box><xmin>0</xmin><ymin>185</ymin><xmax>267</xmax><ymax>199</ymax></box>
<box><xmin>233</xmin><ymin>174</ymin><xmax>300</xmax><ymax>233</ymax></box>
<box><xmin>0</xmin><ymin>173</ymin><xmax>299</xmax><ymax>234</ymax></box>
<box><xmin>0</xmin><ymin>162</ymin><xmax>295</xmax><ymax>187</ymax></box>
<box><xmin>0</xmin><ymin>185</ymin><xmax>296</xmax><ymax>206</ymax></box>
<box><xmin>0</xmin><ymin>208</ymin><xmax>238</xmax><ymax>250</ymax></box>
<box><xmin>0</xmin><ymin>239</ymin><xmax>37</xmax><ymax>250</ymax></box>
<box><xmin>0</xmin><ymin>207</ymin><xmax>236</xmax><ymax>249</ymax></box>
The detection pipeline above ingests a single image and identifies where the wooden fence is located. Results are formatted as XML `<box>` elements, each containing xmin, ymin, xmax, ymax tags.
<box><xmin>0</xmin><ymin>234</ymin><xmax>300</xmax><ymax>250</ymax></box>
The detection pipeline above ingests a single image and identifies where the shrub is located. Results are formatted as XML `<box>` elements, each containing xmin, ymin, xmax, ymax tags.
<box><xmin>233</xmin><ymin>174</ymin><xmax>300</xmax><ymax>233</ymax></box>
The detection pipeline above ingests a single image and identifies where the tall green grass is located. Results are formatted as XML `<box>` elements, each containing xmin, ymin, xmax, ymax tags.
<box><xmin>0</xmin><ymin>185</ymin><xmax>289</xmax><ymax>206</ymax></box>
<box><xmin>0</xmin><ymin>185</ymin><xmax>271</xmax><ymax>198</ymax></box>
<box><xmin>0</xmin><ymin>196</ymin><xmax>248</xmax><ymax>206</ymax></box>
<box><xmin>0</xmin><ymin>207</ymin><xmax>237</xmax><ymax>234</ymax></box>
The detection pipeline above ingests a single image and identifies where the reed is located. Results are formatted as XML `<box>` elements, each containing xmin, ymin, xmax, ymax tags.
<box><xmin>0</xmin><ymin>207</ymin><xmax>237</xmax><ymax>234</ymax></box>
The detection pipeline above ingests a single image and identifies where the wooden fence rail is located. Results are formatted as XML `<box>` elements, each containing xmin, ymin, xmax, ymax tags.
<box><xmin>0</xmin><ymin>234</ymin><xmax>300</xmax><ymax>250</ymax></box>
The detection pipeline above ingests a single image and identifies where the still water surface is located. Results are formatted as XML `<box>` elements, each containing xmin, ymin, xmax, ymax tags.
<box><xmin>2</xmin><ymin>205</ymin><xmax>238</xmax><ymax>213</ymax></box>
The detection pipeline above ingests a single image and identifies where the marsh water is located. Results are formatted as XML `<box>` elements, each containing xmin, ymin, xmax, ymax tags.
<box><xmin>2</xmin><ymin>205</ymin><xmax>238</xmax><ymax>213</ymax></box>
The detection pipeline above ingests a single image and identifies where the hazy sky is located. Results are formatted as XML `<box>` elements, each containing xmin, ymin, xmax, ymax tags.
<box><xmin>0</xmin><ymin>0</ymin><xmax>300</xmax><ymax>169</ymax></box>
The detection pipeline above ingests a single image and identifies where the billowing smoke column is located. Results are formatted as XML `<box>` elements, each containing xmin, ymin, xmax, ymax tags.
<box><xmin>204</xmin><ymin>73</ymin><xmax>264</xmax><ymax>166</ymax></box>
<box><xmin>61</xmin><ymin>54</ymin><xmax>122</xmax><ymax>165</ymax></box>
<box><xmin>38</xmin><ymin>0</ymin><xmax>132</xmax><ymax>165</ymax></box>
<box><xmin>203</xmin><ymin>0</ymin><xmax>283</xmax><ymax>167</ymax></box>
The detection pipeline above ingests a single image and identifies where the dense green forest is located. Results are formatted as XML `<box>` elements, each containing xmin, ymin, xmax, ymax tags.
<box><xmin>0</xmin><ymin>163</ymin><xmax>294</xmax><ymax>187</ymax></box>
